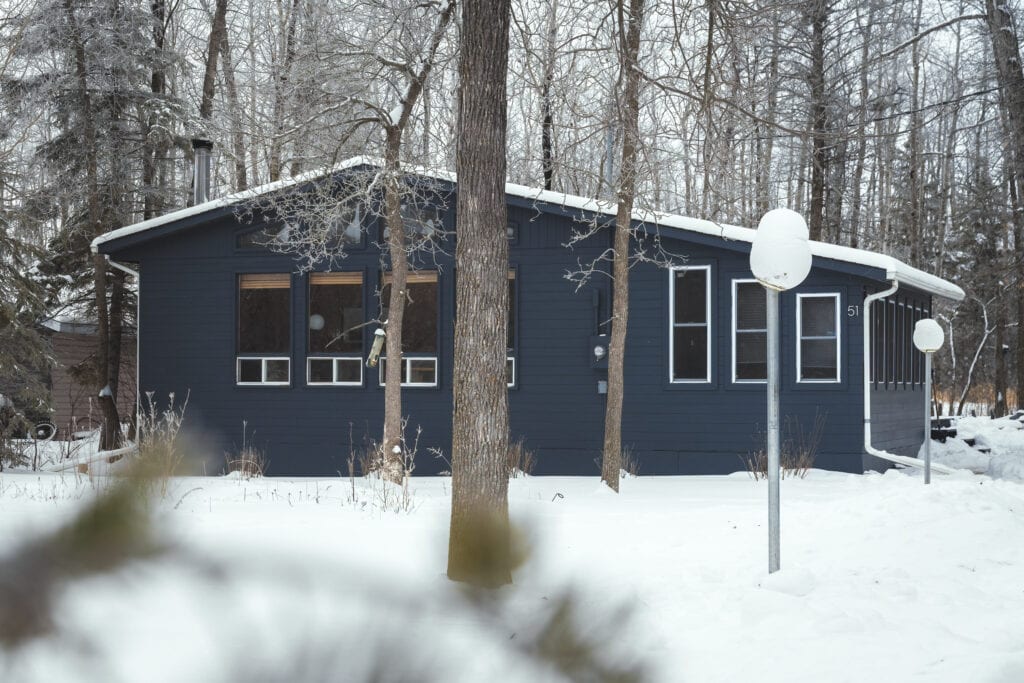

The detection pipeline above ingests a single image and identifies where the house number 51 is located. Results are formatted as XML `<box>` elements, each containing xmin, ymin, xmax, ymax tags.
<box><xmin>847</xmin><ymin>305</ymin><xmax>860</xmax><ymax>317</ymax></box>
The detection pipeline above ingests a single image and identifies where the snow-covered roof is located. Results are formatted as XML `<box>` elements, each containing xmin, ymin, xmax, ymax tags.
<box><xmin>91</xmin><ymin>156</ymin><xmax>965</xmax><ymax>301</ymax></box>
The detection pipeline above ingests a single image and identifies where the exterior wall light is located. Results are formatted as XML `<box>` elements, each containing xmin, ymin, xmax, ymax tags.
<box><xmin>913</xmin><ymin>318</ymin><xmax>945</xmax><ymax>484</ymax></box>
<box><xmin>594</xmin><ymin>344</ymin><xmax>606</xmax><ymax>360</ymax></box>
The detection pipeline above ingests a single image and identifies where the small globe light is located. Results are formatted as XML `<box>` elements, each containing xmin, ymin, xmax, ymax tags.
<box><xmin>913</xmin><ymin>318</ymin><xmax>944</xmax><ymax>353</ymax></box>
<box><xmin>594</xmin><ymin>345</ymin><xmax>606</xmax><ymax>359</ymax></box>
<box><xmin>309</xmin><ymin>314</ymin><xmax>325</xmax><ymax>331</ymax></box>
<box><xmin>750</xmin><ymin>208</ymin><xmax>812</xmax><ymax>291</ymax></box>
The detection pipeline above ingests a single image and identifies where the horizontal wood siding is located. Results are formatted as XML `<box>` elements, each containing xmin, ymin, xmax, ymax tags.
<box><xmin>118</xmin><ymin>198</ymin><xmax>924</xmax><ymax>476</ymax></box>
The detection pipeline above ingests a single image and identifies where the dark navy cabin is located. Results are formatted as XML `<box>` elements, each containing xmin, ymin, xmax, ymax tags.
<box><xmin>92</xmin><ymin>158</ymin><xmax>964</xmax><ymax>476</ymax></box>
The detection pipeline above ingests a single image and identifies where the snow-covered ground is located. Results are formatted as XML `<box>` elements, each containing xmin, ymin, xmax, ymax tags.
<box><xmin>1</xmin><ymin>459</ymin><xmax>1023</xmax><ymax>682</ymax></box>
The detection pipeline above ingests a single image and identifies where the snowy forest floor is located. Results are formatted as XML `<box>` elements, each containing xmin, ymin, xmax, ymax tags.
<box><xmin>0</xmin><ymin>418</ymin><xmax>1022</xmax><ymax>682</ymax></box>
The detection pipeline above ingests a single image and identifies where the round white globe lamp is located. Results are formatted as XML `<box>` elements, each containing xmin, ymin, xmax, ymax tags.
<box><xmin>913</xmin><ymin>318</ymin><xmax>945</xmax><ymax>484</ymax></box>
<box><xmin>750</xmin><ymin>208</ymin><xmax>813</xmax><ymax>575</ymax></box>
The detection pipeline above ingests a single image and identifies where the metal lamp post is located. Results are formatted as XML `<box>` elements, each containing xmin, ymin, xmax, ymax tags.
<box><xmin>913</xmin><ymin>319</ymin><xmax>944</xmax><ymax>484</ymax></box>
<box><xmin>749</xmin><ymin>209</ymin><xmax>812</xmax><ymax>574</ymax></box>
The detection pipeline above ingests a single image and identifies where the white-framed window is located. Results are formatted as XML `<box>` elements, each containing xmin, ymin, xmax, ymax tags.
<box><xmin>237</xmin><ymin>273</ymin><xmax>291</xmax><ymax>386</ymax></box>
<box><xmin>732</xmin><ymin>279</ymin><xmax>767</xmax><ymax>382</ymax></box>
<box><xmin>378</xmin><ymin>357</ymin><xmax>438</xmax><ymax>387</ymax></box>
<box><xmin>237</xmin><ymin>357</ymin><xmax>290</xmax><ymax>385</ymax></box>
<box><xmin>506</xmin><ymin>356</ymin><xmax>516</xmax><ymax>388</ymax></box>
<box><xmin>307</xmin><ymin>272</ymin><xmax>364</xmax><ymax>386</ymax></box>
<box><xmin>669</xmin><ymin>265</ymin><xmax>711</xmax><ymax>382</ymax></box>
<box><xmin>797</xmin><ymin>293</ymin><xmax>840</xmax><ymax>383</ymax></box>
<box><xmin>307</xmin><ymin>357</ymin><xmax>363</xmax><ymax>386</ymax></box>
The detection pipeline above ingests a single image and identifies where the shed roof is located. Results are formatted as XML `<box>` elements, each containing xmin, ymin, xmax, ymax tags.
<box><xmin>92</xmin><ymin>156</ymin><xmax>964</xmax><ymax>301</ymax></box>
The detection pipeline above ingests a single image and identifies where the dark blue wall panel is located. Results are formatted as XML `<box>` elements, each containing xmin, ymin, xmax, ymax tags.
<box><xmin>113</xmin><ymin>197</ymin><xmax>931</xmax><ymax>476</ymax></box>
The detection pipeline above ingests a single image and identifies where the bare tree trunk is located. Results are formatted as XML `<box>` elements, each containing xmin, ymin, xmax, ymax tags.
<box><xmin>601</xmin><ymin>0</ymin><xmax>645</xmax><ymax>493</ymax></box>
<box><xmin>807</xmin><ymin>0</ymin><xmax>827</xmax><ymax>241</ymax></box>
<box><xmin>381</xmin><ymin>130</ymin><xmax>407</xmax><ymax>483</ymax></box>
<box><xmin>63</xmin><ymin>0</ymin><xmax>120</xmax><ymax>450</ymax></box>
<box><xmin>199</xmin><ymin>0</ymin><xmax>229</xmax><ymax>122</ymax></box>
<box><xmin>540</xmin><ymin>0</ymin><xmax>558</xmax><ymax>190</ymax></box>
<box><xmin>984</xmin><ymin>0</ymin><xmax>1024</xmax><ymax>409</ymax></box>
<box><xmin>994</xmin><ymin>302</ymin><xmax>1008</xmax><ymax>417</ymax></box>
<box><xmin>268</xmin><ymin>0</ymin><xmax>300</xmax><ymax>182</ymax></box>
<box><xmin>907</xmin><ymin>0</ymin><xmax>925</xmax><ymax>266</ymax></box>
<box><xmin>220</xmin><ymin>33</ymin><xmax>249</xmax><ymax>191</ymax></box>
<box><xmin>448</xmin><ymin>0</ymin><xmax>512</xmax><ymax>588</ymax></box>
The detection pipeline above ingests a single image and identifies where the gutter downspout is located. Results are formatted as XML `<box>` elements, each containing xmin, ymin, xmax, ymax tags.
<box><xmin>863</xmin><ymin>278</ymin><xmax>955</xmax><ymax>474</ymax></box>
<box><xmin>102</xmin><ymin>255</ymin><xmax>141</xmax><ymax>445</ymax></box>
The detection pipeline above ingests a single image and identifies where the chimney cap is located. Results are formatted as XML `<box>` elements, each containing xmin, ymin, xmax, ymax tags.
<box><xmin>191</xmin><ymin>138</ymin><xmax>213</xmax><ymax>150</ymax></box>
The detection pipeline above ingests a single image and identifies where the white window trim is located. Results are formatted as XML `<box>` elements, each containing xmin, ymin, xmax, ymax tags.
<box><xmin>236</xmin><ymin>356</ymin><xmax>291</xmax><ymax>386</ymax></box>
<box><xmin>796</xmin><ymin>293</ymin><xmax>841</xmax><ymax>384</ymax></box>
<box><xmin>668</xmin><ymin>265</ymin><xmax>712</xmax><ymax>383</ymax></box>
<box><xmin>731</xmin><ymin>278</ymin><xmax>766</xmax><ymax>384</ymax></box>
<box><xmin>507</xmin><ymin>356</ymin><xmax>516</xmax><ymax>388</ymax></box>
<box><xmin>377</xmin><ymin>356</ymin><xmax>439</xmax><ymax>388</ymax></box>
<box><xmin>306</xmin><ymin>357</ymin><xmax>364</xmax><ymax>386</ymax></box>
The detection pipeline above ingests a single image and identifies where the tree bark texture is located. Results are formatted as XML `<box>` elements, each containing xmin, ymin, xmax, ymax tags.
<box><xmin>807</xmin><ymin>0</ymin><xmax>827</xmax><ymax>242</ymax></box>
<box><xmin>601</xmin><ymin>0</ymin><xmax>645</xmax><ymax>493</ymax></box>
<box><xmin>199</xmin><ymin>0</ymin><xmax>229</xmax><ymax>122</ymax></box>
<box><xmin>984</xmin><ymin>0</ymin><xmax>1024</xmax><ymax>409</ymax></box>
<box><xmin>447</xmin><ymin>0</ymin><xmax>513</xmax><ymax>588</ymax></box>
<box><xmin>381</xmin><ymin>130</ymin><xmax>408</xmax><ymax>483</ymax></box>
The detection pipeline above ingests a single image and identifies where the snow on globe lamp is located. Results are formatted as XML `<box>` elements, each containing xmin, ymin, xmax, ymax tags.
<box><xmin>750</xmin><ymin>208</ymin><xmax>812</xmax><ymax>292</ymax></box>
<box><xmin>913</xmin><ymin>318</ymin><xmax>944</xmax><ymax>353</ymax></box>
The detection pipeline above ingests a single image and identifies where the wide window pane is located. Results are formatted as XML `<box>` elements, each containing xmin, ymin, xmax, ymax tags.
<box><xmin>266</xmin><ymin>359</ymin><xmax>290</xmax><ymax>383</ymax></box>
<box><xmin>673</xmin><ymin>327</ymin><xmax>707</xmax><ymax>381</ymax></box>
<box><xmin>336</xmin><ymin>358</ymin><xmax>362</xmax><ymax>383</ymax></box>
<box><xmin>799</xmin><ymin>294</ymin><xmax>839</xmax><ymax>382</ymax></box>
<box><xmin>674</xmin><ymin>270</ymin><xmax>707</xmax><ymax>323</ymax></box>
<box><xmin>800</xmin><ymin>340</ymin><xmax>838</xmax><ymax>379</ymax></box>
<box><xmin>801</xmin><ymin>297</ymin><xmax>836</xmax><ymax>337</ymax></box>
<box><xmin>382</xmin><ymin>272</ymin><xmax>438</xmax><ymax>354</ymax></box>
<box><xmin>309</xmin><ymin>272</ymin><xmax>363</xmax><ymax>353</ymax></box>
<box><xmin>239</xmin><ymin>274</ymin><xmax>290</xmax><ymax>353</ymax></box>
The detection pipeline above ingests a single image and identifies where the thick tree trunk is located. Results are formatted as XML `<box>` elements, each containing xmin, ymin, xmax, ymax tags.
<box><xmin>64</xmin><ymin>0</ymin><xmax>120</xmax><ymax>450</ymax></box>
<box><xmin>601</xmin><ymin>0</ymin><xmax>645</xmax><ymax>493</ymax></box>
<box><xmin>994</xmin><ymin>303</ymin><xmax>1008</xmax><ymax>417</ymax></box>
<box><xmin>220</xmin><ymin>33</ymin><xmax>249</xmax><ymax>191</ymax></box>
<box><xmin>199</xmin><ymin>0</ymin><xmax>229</xmax><ymax>122</ymax></box>
<box><xmin>447</xmin><ymin>0</ymin><xmax>512</xmax><ymax>588</ymax></box>
<box><xmin>540</xmin><ymin>0</ymin><xmax>558</xmax><ymax>190</ymax></box>
<box><xmin>268</xmin><ymin>0</ymin><xmax>300</xmax><ymax>182</ymax></box>
<box><xmin>807</xmin><ymin>0</ymin><xmax>827</xmax><ymax>242</ymax></box>
<box><xmin>985</xmin><ymin>0</ymin><xmax>1024</xmax><ymax>408</ymax></box>
<box><xmin>381</xmin><ymin>131</ymin><xmax>407</xmax><ymax>483</ymax></box>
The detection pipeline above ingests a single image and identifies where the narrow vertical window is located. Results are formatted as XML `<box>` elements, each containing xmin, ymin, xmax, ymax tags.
<box><xmin>797</xmin><ymin>293</ymin><xmax>840</xmax><ymax>382</ymax></box>
<box><xmin>307</xmin><ymin>272</ymin><xmax>364</xmax><ymax>386</ymax></box>
<box><xmin>379</xmin><ymin>271</ymin><xmax>439</xmax><ymax>386</ymax></box>
<box><xmin>732</xmin><ymin>280</ymin><xmax>767</xmax><ymax>382</ymax></box>
<box><xmin>670</xmin><ymin>266</ymin><xmax>711</xmax><ymax>382</ymax></box>
<box><xmin>507</xmin><ymin>270</ymin><xmax>517</xmax><ymax>387</ymax></box>
<box><xmin>872</xmin><ymin>298</ymin><xmax>885</xmax><ymax>384</ymax></box>
<box><xmin>237</xmin><ymin>273</ymin><xmax>291</xmax><ymax>385</ymax></box>
<box><xmin>886</xmin><ymin>300</ymin><xmax>896</xmax><ymax>385</ymax></box>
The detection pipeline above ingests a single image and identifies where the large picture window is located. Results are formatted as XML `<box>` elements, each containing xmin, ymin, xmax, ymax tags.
<box><xmin>732</xmin><ymin>280</ymin><xmax>767</xmax><ymax>382</ymax></box>
<box><xmin>797</xmin><ymin>293</ymin><xmax>840</xmax><ymax>382</ymax></box>
<box><xmin>307</xmin><ymin>272</ymin><xmax>364</xmax><ymax>386</ymax></box>
<box><xmin>670</xmin><ymin>266</ymin><xmax>711</xmax><ymax>382</ymax></box>
<box><xmin>237</xmin><ymin>273</ymin><xmax>291</xmax><ymax>385</ymax></box>
<box><xmin>379</xmin><ymin>271</ymin><xmax>438</xmax><ymax>386</ymax></box>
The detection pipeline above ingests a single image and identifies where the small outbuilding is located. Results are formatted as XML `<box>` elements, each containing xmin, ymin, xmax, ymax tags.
<box><xmin>91</xmin><ymin>158</ymin><xmax>964</xmax><ymax>476</ymax></box>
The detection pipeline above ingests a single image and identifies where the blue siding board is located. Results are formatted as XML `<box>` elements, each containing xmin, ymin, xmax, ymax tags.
<box><xmin>106</xmin><ymin>189</ymin><xmax>929</xmax><ymax>476</ymax></box>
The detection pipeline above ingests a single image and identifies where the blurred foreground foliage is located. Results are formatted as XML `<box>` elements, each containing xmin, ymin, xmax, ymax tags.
<box><xmin>0</xmin><ymin>469</ymin><xmax>647</xmax><ymax>683</ymax></box>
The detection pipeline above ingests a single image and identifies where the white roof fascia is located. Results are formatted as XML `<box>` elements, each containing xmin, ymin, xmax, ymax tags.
<box><xmin>91</xmin><ymin>157</ymin><xmax>965</xmax><ymax>302</ymax></box>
